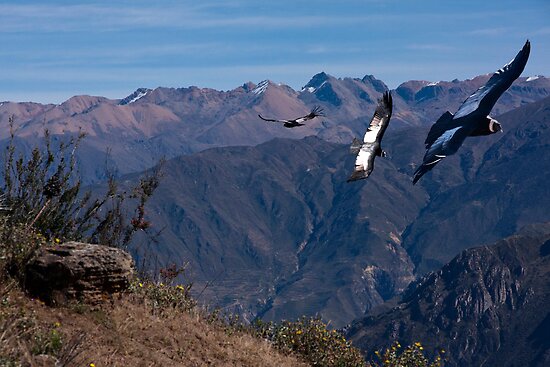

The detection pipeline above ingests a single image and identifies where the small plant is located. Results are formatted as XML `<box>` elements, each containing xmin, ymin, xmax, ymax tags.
<box><xmin>159</xmin><ymin>262</ymin><xmax>189</xmax><ymax>285</ymax></box>
<box><xmin>369</xmin><ymin>341</ymin><xmax>444</xmax><ymax>367</ymax></box>
<box><xmin>31</xmin><ymin>326</ymin><xmax>63</xmax><ymax>356</ymax></box>
<box><xmin>129</xmin><ymin>279</ymin><xmax>196</xmax><ymax>314</ymax></box>
<box><xmin>0</xmin><ymin>219</ymin><xmax>48</xmax><ymax>282</ymax></box>
<box><xmin>252</xmin><ymin>316</ymin><xmax>366</xmax><ymax>367</ymax></box>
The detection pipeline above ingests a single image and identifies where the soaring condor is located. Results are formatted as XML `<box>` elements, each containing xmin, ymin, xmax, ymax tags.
<box><xmin>347</xmin><ymin>91</ymin><xmax>393</xmax><ymax>182</ymax></box>
<box><xmin>413</xmin><ymin>40</ymin><xmax>531</xmax><ymax>184</ymax></box>
<box><xmin>258</xmin><ymin>106</ymin><xmax>324</xmax><ymax>128</ymax></box>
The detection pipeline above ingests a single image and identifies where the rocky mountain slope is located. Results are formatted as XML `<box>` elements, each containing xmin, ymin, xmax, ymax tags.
<box><xmin>130</xmin><ymin>136</ymin><xmax>425</xmax><ymax>327</ymax></box>
<box><xmin>1</xmin><ymin>73</ymin><xmax>548</xmax><ymax>183</ymax></box>
<box><xmin>115</xmin><ymin>95</ymin><xmax>550</xmax><ymax>328</ymax></box>
<box><xmin>346</xmin><ymin>222</ymin><xmax>550</xmax><ymax>367</ymax></box>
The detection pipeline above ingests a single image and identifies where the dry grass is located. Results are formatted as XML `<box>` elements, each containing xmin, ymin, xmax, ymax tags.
<box><xmin>0</xmin><ymin>284</ymin><xmax>308</xmax><ymax>367</ymax></box>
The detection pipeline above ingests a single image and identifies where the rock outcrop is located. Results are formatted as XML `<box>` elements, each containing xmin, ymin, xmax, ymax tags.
<box><xmin>25</xmin><ymin>241</ymin><xmax>134</xmax><ymax>304</ymax></box>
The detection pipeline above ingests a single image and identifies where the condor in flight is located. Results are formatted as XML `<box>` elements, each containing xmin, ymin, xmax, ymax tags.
<box><xmin>258</xmin><ymin>106</ymin><xmax>324</xmax><ymax>128</ymax></box>
<box><xmin>413</xmin><ymin>40</ymin><xmax>531</xmax><ymax>184</ymax></box>
<box><xmin>347</xmin><ymin>91</ymin><xmax>393</xmax><ymax>182</ymax></box>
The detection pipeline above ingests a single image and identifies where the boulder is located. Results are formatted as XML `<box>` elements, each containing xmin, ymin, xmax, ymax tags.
<box><xmin>25</xmin><ymin>241</ymin><xmax>134</xmax><ymax>304</ymax></box>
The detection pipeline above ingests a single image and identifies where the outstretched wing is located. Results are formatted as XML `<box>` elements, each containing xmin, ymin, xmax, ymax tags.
<box><xmin>413</xmin><ymin>126</ymin><xmax>470</xmax><ymax>184</ymax></box>
<box><xmin>258</xmin><ymin>106</ymin><xmax>324</xmax><ymax>125</ymax></box>
<box><xmin>347</xmin><ymin>148</ymin><xmax>376</xmax><ymax>182</ymax></box>
<box><xmin>347</xmin><ymin>91</ymin><xmax>393</xmax><ymax>182</ymax></box>
<box><xmin>362</xmin><ymin>91</ymin><xmax>393</xmax><ymax>144</ymax></box>
<box><xmin>454</xmin><ymin>40</ymin><xmax>530</xmax><ymax>120</ymax></box>
<box><xmin>258</xmin><ymin>114</ymin><xmax>290</xmax><ymax>123</ymax></box>
<box><xmin>424</xmin><ymin>111</ymin><xmax>456</xmax><ymax>148</ymax></box>
<box><xmin>293</xmin><ymin>106</ymin><xmax>325</xmax><ymax>123</ymax></box>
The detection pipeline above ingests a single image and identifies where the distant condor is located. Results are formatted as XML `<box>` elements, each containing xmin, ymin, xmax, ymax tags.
<box><xmin>258</xmin><ymin>106</ymin><xmax>324</xmax><ymax>128</ymax></box>
<box><xmin>347</xmin><ymin>91</ymin><xmax>393</xmax><ymax>182</ymax></box>
<box><xmin>413</xmin><ymin>40</ymin><xmax>531</xmax><ymax>184</ymax></box>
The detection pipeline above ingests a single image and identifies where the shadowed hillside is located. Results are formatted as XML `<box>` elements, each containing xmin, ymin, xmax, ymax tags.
<box><xmin>403</xmin><ymin>96</ymin><xmax>550</xmax><ymax>274</ymax></box>
<box><xmin>347</xmin><ymin>223</ymin><xmax>550</xmax><ymax>367</ymax></box>
<box><xmin>131</xmin><ymin>136</ymin><xmax>425</xmax><ymax>328</ymax></box>
<box><xmin>111</xmin><ymin>95</ymin><xmax>550</xmax><ymax>328</ymax></box>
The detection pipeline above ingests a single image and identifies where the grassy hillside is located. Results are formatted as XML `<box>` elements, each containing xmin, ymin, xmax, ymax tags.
<box><xmin>0</xmin><ymin>282</ymin><xmax>310</xmax><ymax>367</ymax></box>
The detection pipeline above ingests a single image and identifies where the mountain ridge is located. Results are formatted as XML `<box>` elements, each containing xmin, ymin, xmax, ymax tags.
<box><xmin>1</xmin><ymin>72</ymin><xmax>548</xmax><ymax>183</ymax></box>
<box><xmin>346</xmin><ymin>222</ymin><xmax>550</xmax><ymax>367</ymax></box>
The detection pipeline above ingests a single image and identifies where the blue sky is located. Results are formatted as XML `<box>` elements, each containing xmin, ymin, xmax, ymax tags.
<box><xmin>1</xmin><ymin>0</ymin><xmax>548</xmax><ymax>103</ymax></box>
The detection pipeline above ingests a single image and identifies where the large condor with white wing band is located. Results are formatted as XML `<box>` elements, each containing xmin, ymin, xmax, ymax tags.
<box><xmin>413</xmin><ymin>40</ymin><xmax>531</xmax><ymax>184</ymax></box>
<box><xmin>347</xmin><ymin>91</ymin><xmax>393</xmax><ymax>182</ymax></box>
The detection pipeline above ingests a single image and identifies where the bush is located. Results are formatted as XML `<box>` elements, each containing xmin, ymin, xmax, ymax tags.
<box><xmin>0</xmin><ymin>220</ymin><xmax>48</xmax><ymax>283</ymax></box>
<box><xmin>252</xmin><ymin>316</ymin><xmax>366</xmax><ymax>367</ymax></box>
<box><xmin>128</xmin><ymin>279</ymin><xmax>196</xmax><ymax>314</ymax></box>
<box><xmin>0</xmin><ymin>116</ymin><xmax>162</xmax><ymax>280</ymax></box>
<box><xmin>369</xmin><ymin>341</ymin><xmax>445</xmax><ymax>367</ymax></box>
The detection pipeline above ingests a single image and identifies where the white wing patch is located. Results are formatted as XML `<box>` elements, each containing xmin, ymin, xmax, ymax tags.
<box><xmin>354</xmin><ymin>148</ymin><xmax>373</xmax><ymax>171</ymax></box>
<box><xmin>363</xmin><ymin>122</ymin><xmax>382</xmax><ymax>143</ymax></box>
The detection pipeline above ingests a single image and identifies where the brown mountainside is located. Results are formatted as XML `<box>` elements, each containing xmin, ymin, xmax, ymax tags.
<box><xmin>1</xmin><ymin>73</ymin><xmax>548</xmax><ymax>183</ymax></box>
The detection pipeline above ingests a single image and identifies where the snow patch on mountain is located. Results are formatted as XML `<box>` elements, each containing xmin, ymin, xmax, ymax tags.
<box><xmin>301</xmin><ymin>81</ymin><xmax>326</xmax><ymax>93</ymax></box>
<box><xmin>526</xmin><ymin>75</ymin><xmax>541</xmax><ymax>82</ymax></box>
<box><xmin>119</xmin><ymin>88</ymin><xmax>151</xmax><ymax>105</ymax></box>
<box><xmin>252</xmin><ymin>80</ymin><xmax>269</xmax><ymax>95</ymax></box>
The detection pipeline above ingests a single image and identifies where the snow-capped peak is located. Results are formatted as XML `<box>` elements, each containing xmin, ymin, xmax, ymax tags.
<box><xmin>526</xmin><ymin>75</ymin><xmax>541</xmax><ymax>82</ymax></box>
<box><xmin>119</xmin><ymin>88</ymin><xmax>151</xmax><ymax>105</ymax></box>
<box><xmin>252</xmin><ymin>80</ymin><xmax>269</xmax><ymax>95</ymax></box>
<box><xmin>301</xmin><ymin>81</ymin><xmax>326</xmax><ymax>93</ymax></box>
<box><xmin>426</xmin><ymin>81</ymin><xmax>441</xmax><ymax>87</ymax></box>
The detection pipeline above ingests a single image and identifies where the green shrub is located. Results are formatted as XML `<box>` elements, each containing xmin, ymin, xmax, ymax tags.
<box><xmin>252</xmin><ymin>316</ymin><xmax>366</xmax><ymax>367</ymax></box>
<box><xmin>31</xmin><ymin>326</ymin><xmax>63</xmax><ymax>356</ymax></box>
<box><xmin>369</xmin><ymin>341</ymin><xmax>445</xmax><ymax>367</ymax></box>
<box><xmin>128</xmin><ymin>279</ymin><xmax>196</xmax><ymax>314</ymax></box>
<box><xmin>0</xmin><ymin>220</ymin><xmax>48</xmax><ymax>282</ymax></box>
<box><xmin>0</xmin><ymin>116</ymin><xmax>162</xmax><ymax>280</ymax></box>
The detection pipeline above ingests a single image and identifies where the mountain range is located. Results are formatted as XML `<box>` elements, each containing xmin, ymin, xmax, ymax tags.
<box><xmin>2</xmin><ymin>72</ymin><xmax>549</xmax><ymax>335</ymax></box>
<box><xmin>119</xmin><ymin>94</ymin><xmax>550</xmax><ymax>329</ymax></box>
<box><xmin>1</xmin><ymin>72</ymin><xmax>548</xmax><ymax>183</ymax></box>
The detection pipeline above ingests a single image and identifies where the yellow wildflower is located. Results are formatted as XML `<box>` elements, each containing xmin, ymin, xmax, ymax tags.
<box><xmin>296</xmin><ymin>330</ymin><xmax>302</xmax><ymax>335</ymax></box>
<box><xmin>138</xmin><ymin>282</ymin><xmax>143</xmax><ymax>288</ymax></box>
<box><xmin>90</xmin><ymin>364</ymin><xmax>96</xmax><ymax>367</ymax></box>
<box><xmin>54</xmin><ymin>238</ymin><xmax>61</xmax><ymax>244</ymax></box>
<box><xmin>54</xmin><ymin>322</ymin><xmax>61</xmax><ymax>328</ymax></box>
